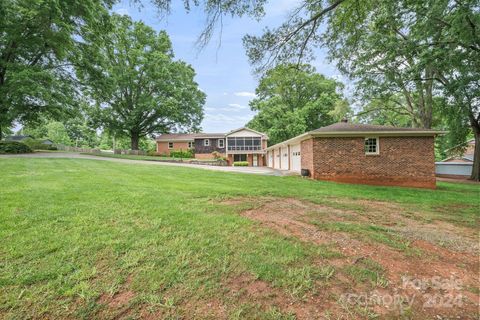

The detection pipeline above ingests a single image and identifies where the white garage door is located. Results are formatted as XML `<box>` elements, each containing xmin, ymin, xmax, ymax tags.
<box><xmin>290</xmin><ymin>144</ymin><xmax>301</xmax><ymax>172</ymax></box>
<box><xmin>268</xmin><ymin>151</ymin><xmax>273</xmax><ymax>167</ymax></box>
<box><xmin>281</xmin><ymin>147</ymin><xmax>289</xmax><ymax>170</ymax></box>
<box><xmin>274</xmin><ymin>149</ymin><xmax>281</xmax><ymax>169</ymax></box>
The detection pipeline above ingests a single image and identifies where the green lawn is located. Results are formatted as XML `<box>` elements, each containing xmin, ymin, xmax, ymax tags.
<box><xmin>81</xmin><ymin>152</ymin><xmax>222</xmax><ymax>163</ymax></box>
<box><xmin>0</xmin><ymin>158</ymin><xmax>478</xmax><ymax>319</ymax></box>
<box><xmin>80</xmin><ymin>152</ymin><xmax>183</xmax><ymax>161</ymax></box>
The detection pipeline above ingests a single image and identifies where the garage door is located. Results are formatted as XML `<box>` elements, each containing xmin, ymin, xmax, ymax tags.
<box><xmin>281</xmin><ymin>147</ymin><xmax>289</xmax><ymax>170</ymax></box>
<box><xmin>290</xmin><ymin>144</ymin><xmax>301</xmax><ymax>172</ymax></box>
<box><xmin>274</xmin><ymin>149</ymin><xmax>281</xmax><ymax>169</ymax></box>
<box><xmin>268</xmin><ymin>151</ymin><xmax>273</xmax><ymax>167</ymax></box>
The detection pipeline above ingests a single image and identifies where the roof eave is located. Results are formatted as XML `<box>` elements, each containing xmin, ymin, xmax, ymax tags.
<box><xmin>266</xmin><ymin>132</ymin><xmax>312</xmax><ymax>151</ymax></box>
<box><xmin>265</xmin><ymin>130</ymin><xmax>446</xmax><ymax>151</ymax></box>
<box><xmin>309</xmin><ymin>130</ymin><xmax>447</xmax><ymax>137</ymax></box>
<box><xmin>226</xmin><ymin>127</ymin><xmax>269</xmax><ymax>139</ymax></box>
<box><xmin>156</xmin><ymin>138</ymin><xmax>195</xmax><ymax>142</ymax></box>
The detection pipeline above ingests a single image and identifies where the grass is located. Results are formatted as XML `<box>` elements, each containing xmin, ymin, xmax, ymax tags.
<box><xmin>0</xmin><ymin>158</ymin><xmax>478</xmax><ymax>319</ymax></box>
<box><xmin>312</xmin><ymin>221</ymin><xmax>414</xmax><ymax>252</ymax></box>
<box><xmin>81</xmin><ymin>152</ymin><xmax>221</xmax><ymax>163</ymax></box>
<box><xmin>80</xmin><ymin>152</ymin><xmax>186</xmax><ymax>161</ymax></box>
<box><xmin>343</xmin><ymin>258</ymin><xmax>389</xmax><ymax>288</ymax></box>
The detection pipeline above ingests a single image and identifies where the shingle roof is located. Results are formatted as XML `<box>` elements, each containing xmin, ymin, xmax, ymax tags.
<box><xmin>194</xmin><ymin>133</ymin><xmax>226</xmax><ymax>138</ymax></box>
<box><xmin>156</xmin><ymin>133</ymin><xmax>225</xmax><ymax>141</ymax></box>
<box><xmin>6</xmin><ymin>135</ymin><xmax>33</xmax><ymax>141</ymax></box>
<box><xmin>266</xmin><ymin>121</ymin><xmax>444</xmax><ymax>150</ymax></box>
<box><xmin>310</xmin><ymin>122</ymin><xmax>438</xmax><ymax>133</ymax></box>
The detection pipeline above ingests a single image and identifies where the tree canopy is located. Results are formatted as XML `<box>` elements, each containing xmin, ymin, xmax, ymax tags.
<box><xmin>247</xmin><ymin>64</ymin><xmax>349</xmax><ymax>145</ymax></box>
<box><xmin>0</xmin><ymin>0</ymin><xmax>112</xmax><ymax>139</ymax></box>
<box><xmin>78</xmin><ymin>14</ymin><xmax>206</xmax><ymax>150</ymax></box>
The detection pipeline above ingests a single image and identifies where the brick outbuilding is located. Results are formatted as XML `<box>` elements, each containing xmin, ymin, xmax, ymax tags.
<box><xmin>266</xmin><ymin>121</ymin><xmax>443</xmax><ymax>189</ymax></box>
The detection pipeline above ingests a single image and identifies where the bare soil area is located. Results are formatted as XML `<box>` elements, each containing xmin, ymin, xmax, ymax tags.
<box><xmin>226</xmin><ymin>197</ymin><xmax>480</xmax><ymax>319</ymax></box>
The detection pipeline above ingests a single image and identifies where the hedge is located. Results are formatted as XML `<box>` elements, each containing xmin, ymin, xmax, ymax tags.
<box><xmin>233</xmin><ymin>161</ymin><xmax>249</xmax><ymax>166</ymax></box>
<box><xmin>170</xmin><ymin>149</ymin><xmax>194</xmax><ymax>158</ymax></box>
<box><xmin>0</xmin><ymin>141</ymin><xmax>33</xmax><ymax>154</ymax></box>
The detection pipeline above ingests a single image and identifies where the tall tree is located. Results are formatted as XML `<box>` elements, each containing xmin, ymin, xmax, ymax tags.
<box><xmin>0</xmin><ymin>0</ymin><xmax>111</xmax><ymax>139</ymax></box>
<box><xmin>247</xmin><ymin>64</ymin><xmax>349</xmax><ymax>145</ymax></box>
<box><xmin>78</xmin><ymin>14</ymin><xmax>205</xmax><ymax>150</ymax></box>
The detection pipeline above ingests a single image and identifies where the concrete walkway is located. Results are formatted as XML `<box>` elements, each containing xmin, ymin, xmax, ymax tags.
<box><xmin>0</xmin><ymin>152</ymin><xmax>292</xmax><ymax>176</ymax></box>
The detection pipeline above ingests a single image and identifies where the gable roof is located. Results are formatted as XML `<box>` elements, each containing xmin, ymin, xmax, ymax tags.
<box><xmin>156</xmin><ymin>133</ymin><xmax>225</xmax><ymax>141</ymax></box>
<box><xmin>311</xmin><ymin>122</ymin><xmax>441</xmax><ymax>133</ymax></box>
<box><xmin>266</xmin><ymin>121</ymin><xmax>445</xmax><ymax>150</ymax></box>
<box><xmin>226</xmin><ymin>127</ymin><xmax>268</xmax><ymax>138</ymax></box>
<box><xmin>5</xmin><ymin>135</ymin><xmax>33</xmax><ymax>141</ymax></box>
<box><xmin>156</xmin><ymin>128</ymin><xmax>268</xmax><ymax>141</ymax></box>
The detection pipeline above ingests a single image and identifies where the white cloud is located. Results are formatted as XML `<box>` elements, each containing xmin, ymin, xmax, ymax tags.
<box><xmin>204</xmin><ymin>113</ymin><xmax>253</xmax><ymax>123</ymax></box>
<box><xmin>234</xmin><ymin>91</ymin><xmax>256</xmax><ymax>98</ymax></box>
<box><xmin>265</xmin><ymin>0</ymin><xmax>302</xmax><ymax>18</ymax></box>
<box><xmin>115</xmin><ymin>8</ymin><xmax>130</xmax><ymax>16</ymax></box>
<box><xmin>228</xmin><ymin>103</ymin><xmax>248</xmax><ymax>110</ymax></box>
<box><xmin>223</xmin><ymin>92</ymin><xmax>228</xmax><ymax>96</ymax></box>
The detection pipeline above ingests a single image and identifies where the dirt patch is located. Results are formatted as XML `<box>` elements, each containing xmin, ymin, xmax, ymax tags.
<box><xmin>99</xmin><ymin>290</ymin><xmax>135</xmax><ymax>309</ymax></box>
<box><xmin>227</xmin><ymin>197</ymin><xmax>480</xmax><ymax>319</ymax></box>
<box><xmin>97</xmin><ymin>275</ymin><xmax>136</xmax><ymax>318</ymax></box>
<box><xmin>223</xmin><ymin>273</ymin><xmax>344</xmax><ymax>319</ymax></box>
<box><xmin>239</xmin><ymin>197</ymin><xmax>356</xmax><ymax>246</ymax></box>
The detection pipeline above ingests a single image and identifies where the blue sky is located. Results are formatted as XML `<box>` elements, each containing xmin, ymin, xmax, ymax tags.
<box><xmin>112</xmin><ymin>0</ymin><xmax>342</xmax><ymax>133</ymax></box>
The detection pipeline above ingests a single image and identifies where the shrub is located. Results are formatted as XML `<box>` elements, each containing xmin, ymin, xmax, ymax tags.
<box><xmin>0</xmin><ymin>141</ymin><xmax>33</xmax><ymax>154</ymax></box>
<box><xmin>23</xmin><ymin>138</ymin><xmax>57</xmax><ymax>150</ymax></box>
<box><xmin>211</xmin><ymin>151</ymin><xmax>222</xmax><ymax>159</ymax></box>
<box><xmin>233</xmin><ymin>161</ymin><xmax>249</xmax><ymax>166</ymax></box>
<box><xmin>170</xmin><ymin>149</ymin><xmax>194</xmax><ymax>158</ymax></box>
<box><xmin>147</xmin><ymin>150</ymin><xmax>157</xmax><ymax>156</ymax></box>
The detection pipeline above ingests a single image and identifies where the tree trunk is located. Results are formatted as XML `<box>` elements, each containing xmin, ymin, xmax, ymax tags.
<box><xmin>0</xmin><ymin>124</ymin><xmax>3</xmax><ymax>140</ymax></box>
<box><xmin>470</xmin><ymin>124</ymin><xmax>480</xmax><ymax>181</ymax></box>
<box><xmin>130</xmin><ymin>132</ymin><xmax>139</xmax><ymax>150</ymax></box>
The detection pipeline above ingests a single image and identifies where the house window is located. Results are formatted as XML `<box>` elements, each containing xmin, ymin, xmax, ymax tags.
<box><xmin>168</xmin><ymin>142</ymin><xmax>174</xmax><ymax>149</ymax></box>
<box><xmin>188</xmin><ymin>141</ymin><xmax>194</xmax><ymax>148</ymax></box>
<box><xmin>218</xmin><ymin>139</ymin><xmax>224</xmax><ymax>148</ymax></box>
<box><xmin>227</xmin><ymin>137</ymin><xmax>261</xmax><ymax>151</ymax></box>
<box><xmin>204</xmin><ymin>139</ymin><xmax>210</xmax><ymax>146</ymax></box>
<box><xmin>234</xmin><ymin>154</ymin><xmax>247</xmax><ymax>162</ymax></box>
<box><xmin>365</xmin><ymin>137</ymin><xmax>379</xmax><ymax>155</ymax></box>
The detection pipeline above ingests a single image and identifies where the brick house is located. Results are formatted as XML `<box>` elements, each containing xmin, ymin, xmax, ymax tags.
<box><xmin>156</xmin><ymin>127</ymin><xmax>268</xmax><ymax>166</ymax></box>
<box><xmin>266</xmin><ymin>120</ymin><xmax>443</xmax><ymax>189</ymax></box>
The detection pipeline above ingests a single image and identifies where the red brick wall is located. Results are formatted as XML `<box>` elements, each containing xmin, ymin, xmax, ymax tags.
<box><xmin>157</xmin><ymin>141</ymin><xmax>191</xmax><ymax>156</ymax></box>
<box><xmin>301</xmin><ymin>136</ymin><xmax>436</xmax><ymax>189</ymax></box>
<box><xmin>300</xmin><ymin>139</ymin><xmax>314</xmax><ymax>176</ymax></box>
<box><xmin>195</xmin><ymin>153</ymin><xmax>225</xmax><ymax>160</ymax></box>
<box><xmin>262</xmin><ymin>139</ymin><xmax>268</xmax><ymax>149</ymax></box>
<box><xmin>226</xmin><ymin>154</ymin><xmax>264</xmax><ymax>166</ymax></box>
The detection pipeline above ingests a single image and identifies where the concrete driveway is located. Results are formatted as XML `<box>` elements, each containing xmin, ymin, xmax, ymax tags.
<box><xmin>0</xmin><ymin>152</ymin><xmax>290</xmax><ymax>176</ymax></box>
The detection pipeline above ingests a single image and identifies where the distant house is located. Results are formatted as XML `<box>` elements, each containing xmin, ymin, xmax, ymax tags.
<box><xmin>156</xmin><ymin>127</ymin><xmax>269</xmax><ymax>166</ymax></box>
<box><xmin>435</xmin><ymin>139</ymin><xmax>475</xmax><ymax>178</ymax></box>
<box><xmin>441</xmin><ymin>139</ymin><xmax>475</xmax><ymax>163</ymax></box>
<box><xmin>266</xmin><ymin>120</ymin><xmax>443</xmax><ymax>189</ymax></box>
<box><xmin>41</xmin><ymin>139</ymin><xmax>54</xmax><ymax>145</ymax></box>
<box><xmin>5</xmin><ymin>135</ymin><xmax>34</xmax><ymax>141</ymax></box>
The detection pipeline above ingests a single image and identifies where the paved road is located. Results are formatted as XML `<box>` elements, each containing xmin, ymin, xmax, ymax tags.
<box><xmin>0</xmin><ymin>152</ymin><xmax>292</xmax><ymax>176</ymax></box>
